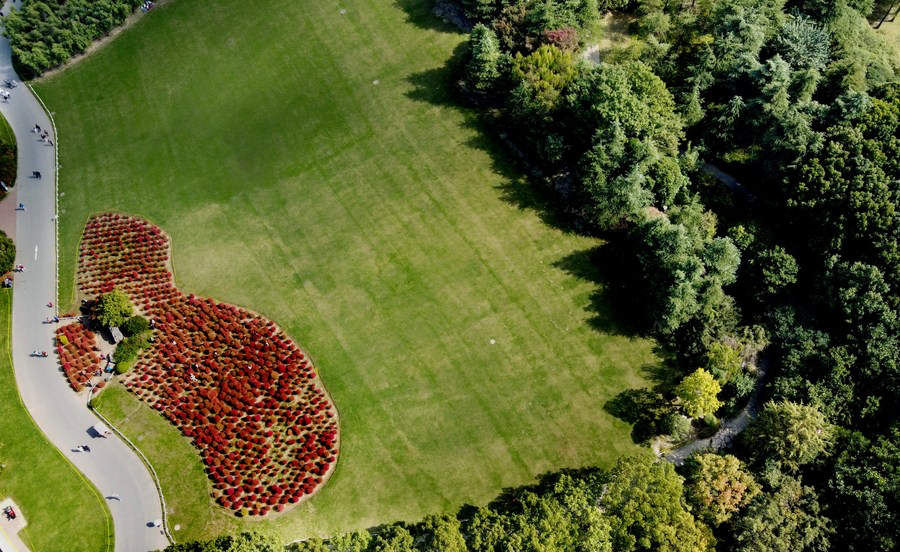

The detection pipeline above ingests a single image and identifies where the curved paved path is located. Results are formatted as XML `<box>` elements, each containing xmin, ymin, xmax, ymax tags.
<box><xmin>666</xmin><ymin>357</ymin><xmax>770</xmax><ymax>465</ymax></box>
<box><xmin>0</xmin><ymin>3</ymin><xmax>169</xmax><ymax>550</ymax></box>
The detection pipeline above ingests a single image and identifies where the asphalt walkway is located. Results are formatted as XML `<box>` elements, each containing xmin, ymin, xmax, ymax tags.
<box><xmin>0</xmin><ymin>2</ymin><xmax>169</xmax><ymax>549</ymax></box>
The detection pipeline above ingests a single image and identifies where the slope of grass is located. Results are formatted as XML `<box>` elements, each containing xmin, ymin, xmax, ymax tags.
<box><xmin>0</xmin><ymin>114</ymin><xmax>14</xmax><ymax>146</ymax></box>
<box><xmin>0</xmin><ymin>290</ymin><xmax>112</xmax><ymax>551</ymax></box>
<box><xmin>36</xmin><ymin>0</ymin><xmax>662</xmax><ymax>542</ymax></box>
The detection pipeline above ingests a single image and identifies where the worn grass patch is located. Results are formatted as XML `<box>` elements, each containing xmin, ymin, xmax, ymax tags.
<box><xmin>36</xmin><ymin>0</ymin><xmax>661</xmax><ymax>542</ymax></box>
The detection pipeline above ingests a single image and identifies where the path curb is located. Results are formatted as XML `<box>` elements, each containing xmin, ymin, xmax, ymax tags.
<box><xmin>88</xmin><ymin>404</ymin><xmax>175</xmax><ymax>545</ymax></box>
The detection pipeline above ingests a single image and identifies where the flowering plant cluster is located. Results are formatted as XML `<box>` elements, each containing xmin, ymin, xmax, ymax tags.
<box><xmin>55</xmin><ymin>322</ymin><xmax>101</xmax><ymax>392</ymax></box>
<box><xmin>76</xmin><ymin>213</ymin><xmax>339</xmax><ymax>516</ymax></box>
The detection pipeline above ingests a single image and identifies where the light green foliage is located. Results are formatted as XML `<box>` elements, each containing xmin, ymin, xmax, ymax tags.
<box><xmin>731</xmin><ymin>476</ymin><xmax>832</xmax><ymax>552</ymax></box>
<box><xmin>329</xmin><ymin>530</ymin><xmax>372</xmax><ymax>552</ymax></box>
<box><xmin>675</xmin><ymin>368</ymin><xmax>723</xmax><ymax>418</ymax></box>
<box><xmin>669</xmin><ymin>200</ymin><xmax>718</xmax><ymax>248</ymax></box>
<box><xmin>685</xmin><ymin>453</ymin><xmax>760</xmax><ymax>526</ymax></box>
<box><xmin>370</xmin><ymin>526</ymin><xmax>414</xmax><ymax>552</ymax></box>
<box><xmin>775</xmin><ymin>15</ymin><xmax>830</xmax><ymax>71</ymax></box>
<box><xmin>604</xmin><ymin>454</ymin><xmax>713</xmax><ymax>552</ymax></box>
<box><xmin>466</xmin><ymin>24</ymin><xmax>502</xmax><ymax>92</ymax></box>
<box><xmin>664</xmin><ymin>413</ymin><xmax>693</xmax><ymax>441</ymax></box>
<box><xmin>511</xmin><ymin>44</ymin><xmax>576</xmax><ymax>109</ymax></box>
<box><xmin>747</xmin><ymin>401</ymin><xmax>833</xmax><ymax>471</ymax></box>
<box><xmin>418</xmin><ymin>514</ymin><xmax>466</xmax><ymax>552</ymax></box>
<box><xmin>113</xmin><ymin>335</ymin><xmax>149</xmax><ymax>364</ymax></box>
<box><xmin>705</xmin><ymin>341</ymin><xmax>742</xmax><ymax>384</ymax></box>
<box><xmin>95</xmin><ymin>287</ymin><xmax>133</xmax><ymax>328</ymax></box>
<box><xmin>165</xmin><ymin>531</ymin><xmax>281</xmax><ymax>551</ymax></box>
<box><xmin>566</xmin><ymin>61</ymin><xmax>683</xmax><ymax>156</ymax></box>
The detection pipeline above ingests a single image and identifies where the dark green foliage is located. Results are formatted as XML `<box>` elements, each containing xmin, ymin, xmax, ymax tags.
<box><xmin>744</xmin><ymin>401</ymin><xmax>833</xmax><ymax>471</ymax></box>
<box><xmin>729</xmin><ymin>475</ymin><xmax>832</xmax><ymax>552</ymax></box>
<box><xmin>468</xmin><ymin>472</ymin><xmax>613</xmax><ymax>551</ymax></box>
<box><xmin>0</xmin><ymin>115</ymin><xmax>16</xmax><ymax>200</ymax></box>
<box><xmin>604</xmin><ymin>388</ymin><xmax>674</xmax><ymax>442</ymax></box>
<box><xmin>0</xmin><ymin>231</ymin><xmax>14</xmax><ymax>276</ymax></box>
<box><xmin>4</xmin><ymin>0</ymin><xmax>142</xmax><ymax>77</ymax></box>
<box><xmin>121</xmin><ymin>315</ymin><xmax>149</xmax><ymax>337</ymax></box>
<box><xmin>458</xmin><ymin>0</ymin><xmax>598</xmax><ymax>49</ymax></box>
<box><xmin>113</xmin><ymin>335</ymin><xmax>148</xmax><ymax>365</ymax></box>
<box><xmin>628</xmin><ymin>214</ymin><xmax>739</xmax><ymax>337</ymax></box>
<box><xmin>826</xmin><ymin>428</ymin><xmax>900</xmax><ymax>551</ymax></box>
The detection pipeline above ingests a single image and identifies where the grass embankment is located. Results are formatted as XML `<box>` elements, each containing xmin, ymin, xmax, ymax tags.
<box><xmin>0</xmin><ymin>290</ymin><xmax>112</xmax><ymax>551</ymax></box>
<box><xmin>0</xmin><ymin>113</ymin><xmax>15</xmax><ymax>200</ymax></box>
<box><xmin>36</xmin><ymin>0</ymin><xmax>662</xmax><ymax>542</ymax></box>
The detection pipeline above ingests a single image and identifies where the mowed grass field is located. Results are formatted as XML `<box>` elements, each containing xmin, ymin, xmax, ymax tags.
<box><xmin>35</xmin><ymin>0</ymin><xmax>661</xmax><ymax>542</ymax></box>
<box><xmin>0</xmin><ymin>291</ymin><xmax>113</xmax><ymax>551</ymax></box>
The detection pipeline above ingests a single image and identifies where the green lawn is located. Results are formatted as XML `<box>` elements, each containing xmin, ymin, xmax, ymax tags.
<box><xmin>0</xmin><ymin>291</ymin><xmax>112</xmax><ymax>551</ymax></box>
<box><xmin>35</xmin><ymin>0</ymin><xmax>661</xmax><ymax>542</ymax></box>
<box><xmin>0</xmin><ymin>114</ymin><xmax>14</xmax><ymax>146</ymax></box>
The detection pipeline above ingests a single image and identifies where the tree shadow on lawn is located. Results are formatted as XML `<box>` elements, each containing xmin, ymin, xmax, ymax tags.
<box><xmin>550</xmin><ymin>244</ymin><xmax>645</xmax><ymax>339</ymax></box>
<box><xmin>601</xmin><ymin>344</ymin><xmax>683</xmax><ymax>444</ymax></box>
<box><xmin>393</xmin><ymin>0</ymin><xmax>466</xmax><ymax>34</ymax></box>
<box><xmin>405</xmin><ymin>46</ymin><xmax>580</xmax><ymax>235</ymax></box>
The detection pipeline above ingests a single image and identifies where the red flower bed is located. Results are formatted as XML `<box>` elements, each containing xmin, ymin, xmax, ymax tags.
<box><xmin>55</xmin><ymin>322</ymin><xmax>101</xmax><ymax>392</ymax></box>
<box><xmin>76</xmin><ymin>213</ymin><xmax>340</xmax><ymax>516</ymax></box>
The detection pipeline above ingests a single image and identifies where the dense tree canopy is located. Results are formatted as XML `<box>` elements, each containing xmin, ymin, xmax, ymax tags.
<box><xmin>730</xmin><ymin>475</ymin><xmax>831</xmax><ymax>552</ymax></box>
<box><xmin>603</xmin><ymin>454</ymin><xmax>713</xmax><ymax>552</ymax></box>
<box><xmin>5</xmin><ymin>0</ymin><xmax>142</xmax><ymax>77</ymax></box>
<box><xmin>745</xmin><ymin>401</ymin><xmax>832</xmax><ymax>471</ymax></box>
<box><xmin>684</xmin><ymin>454</ymin><xmax>760</xmax><ymax>526</ymax></box>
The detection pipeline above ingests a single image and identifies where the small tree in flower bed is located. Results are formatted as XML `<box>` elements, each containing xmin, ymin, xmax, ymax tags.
<box><xmin>76</xmin><ymin>213</ymin><xmax>340</xmax><ymax>516</ymax></box>
<box><xmin>56</xmin><ymin>322</ymin><xmax>101</xmax><ymax>392</ymax></box>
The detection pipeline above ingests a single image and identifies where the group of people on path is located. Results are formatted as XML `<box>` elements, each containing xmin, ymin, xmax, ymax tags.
<box><xmin>16</xmin><ymin>123</ymin><xmax>54</xmax><ymax>212</ymax></box>
<box><xmin>32</xmin><ymin>124</ymin><xmax>52</xmax><ymax>146</ymax></box>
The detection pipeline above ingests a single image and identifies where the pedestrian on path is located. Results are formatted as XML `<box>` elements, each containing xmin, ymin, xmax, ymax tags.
<box><xmin>17</xmin><ymin>203</ymin><xmax>24</xmax><ymax>211</ymax></box>
<box><xmin>47</xmin><ymin>301</ymin><xmax>53</xmax><ymax>308</ymax></box>
<box><xmin>32</xmin><ymin>124</ymin><xmax>40</xmax><ymax>133</ymax></box>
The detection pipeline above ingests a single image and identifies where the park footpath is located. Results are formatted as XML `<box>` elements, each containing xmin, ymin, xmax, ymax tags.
<box><xmin>0</xmin><ymin>1</ymin><xmax>170</xmax><ymax>550</ymax></box>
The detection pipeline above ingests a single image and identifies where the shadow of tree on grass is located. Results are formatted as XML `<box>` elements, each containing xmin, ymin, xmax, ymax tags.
<box><xmin>393</xmin><ymin>0</ymin><xmax>465</xmax><ymax>34</ymax></box>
